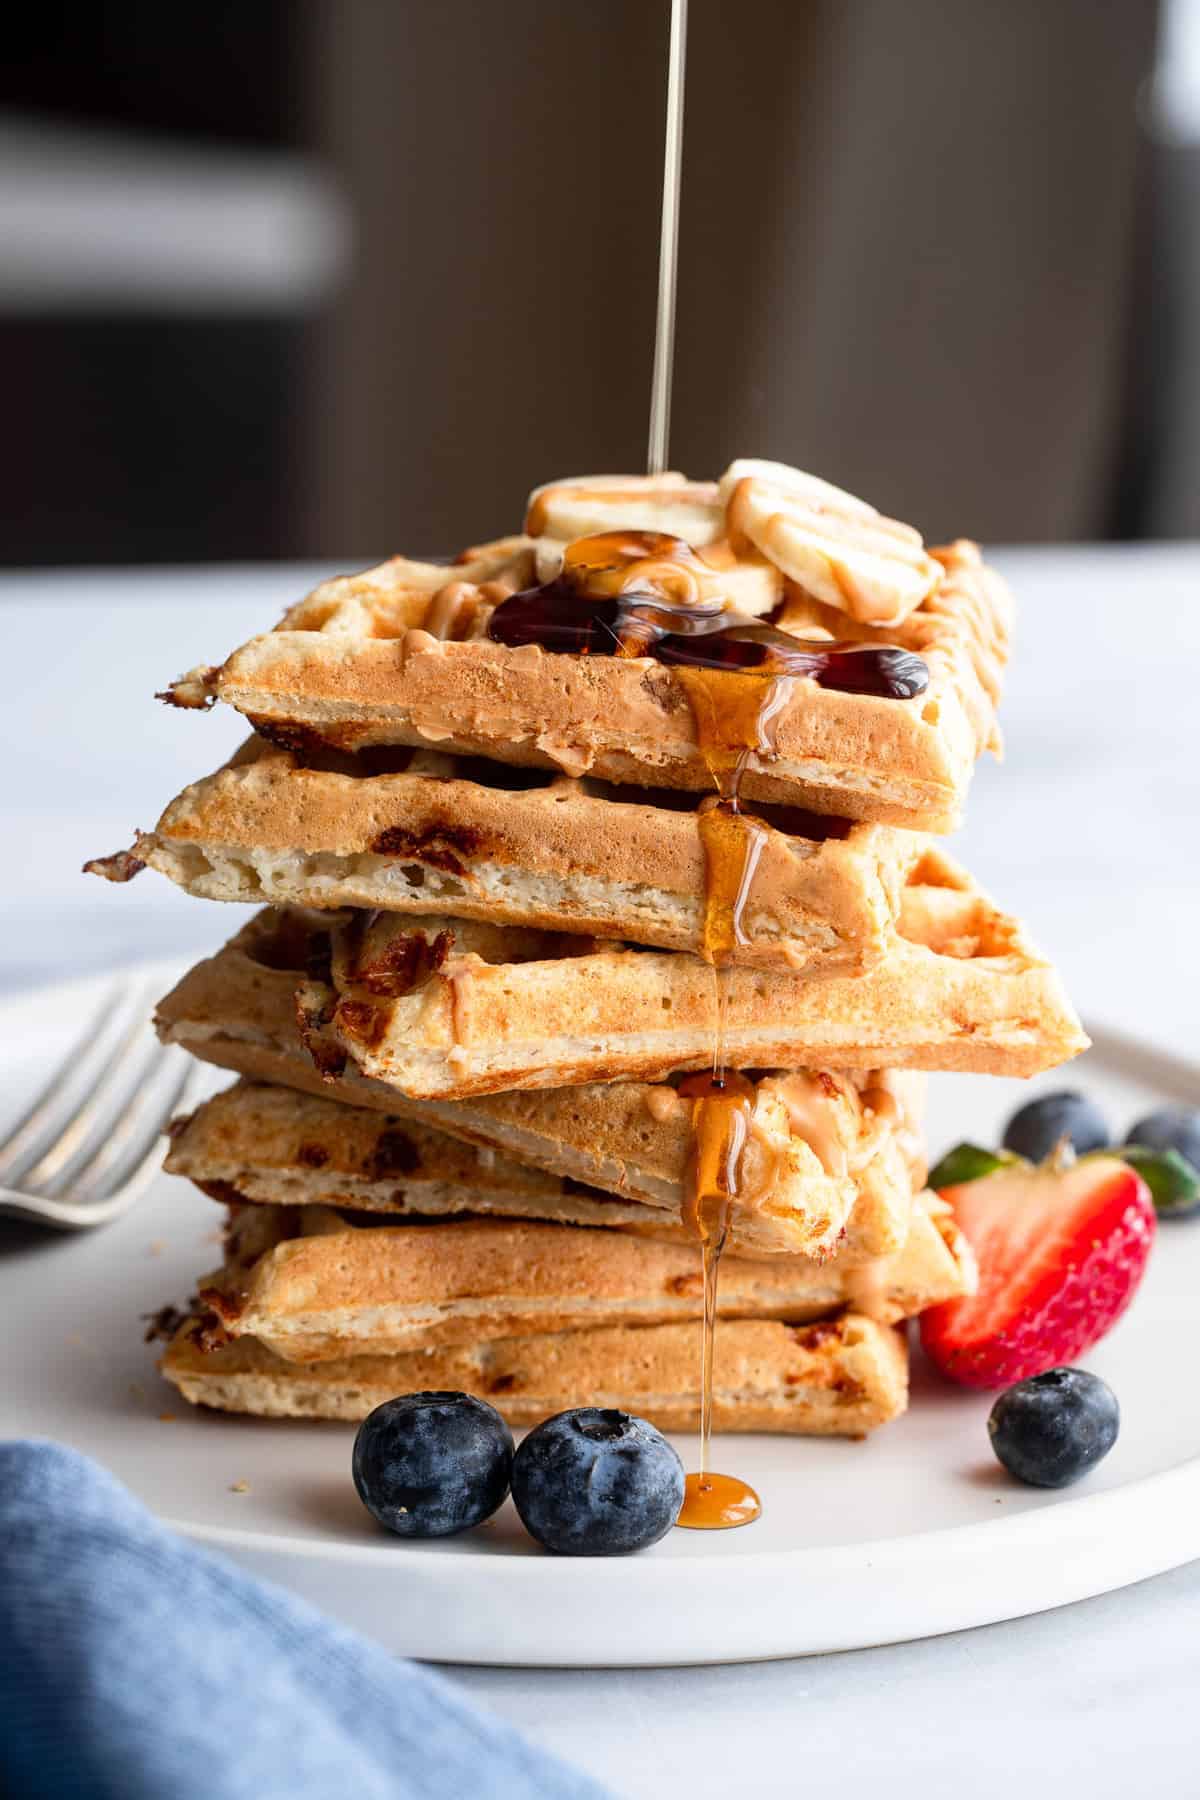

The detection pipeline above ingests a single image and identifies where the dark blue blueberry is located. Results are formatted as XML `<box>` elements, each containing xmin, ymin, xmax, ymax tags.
<box><xmin>988</xmin><ymin>1368</ymin><xmax>1119</xmax><ymax>1488</ymax></box>
<box><xmin>352</xmin><ymin>1391</ymin><xmax>512</xmax><ymax>1537</ymax></box>
<box><xmin>1001</xmin><ymin>1091</ymin><xmax>1110</xmax><ymax>1162</ymax></box>
<box><xmin>1126</xmin><ymin>1107</ymin><xmax>1200</xmax><ymax>1171</ymax></box>
<box><xmin>511</xmin><ymin>1408</ymin><xmax>685</xmax><ymax>1555</ymax></box>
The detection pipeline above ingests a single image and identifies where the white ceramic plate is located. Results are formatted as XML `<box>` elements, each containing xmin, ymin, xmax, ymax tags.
<box><xmin>3</xmin><ymin>962</ymin><xmax>1198</xmax><ymax>1666</ymax></box>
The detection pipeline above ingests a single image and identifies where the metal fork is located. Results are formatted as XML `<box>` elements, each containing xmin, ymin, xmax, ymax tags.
<box><xmin>0</xmin><ymin>981</ymin><xmax>201</xmax><ymax>1228</ymax></box>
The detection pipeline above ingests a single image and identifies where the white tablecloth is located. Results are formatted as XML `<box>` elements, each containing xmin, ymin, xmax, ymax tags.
<box><xmin>3</xmin><ymin>548</ymin><xmax>1198</xmax><ymax>1796</ymax></box>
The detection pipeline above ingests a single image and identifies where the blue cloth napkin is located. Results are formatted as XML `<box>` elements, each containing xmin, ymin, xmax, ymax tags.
<box><xmin>0</xmin><ymin>1440</ymin><xmax>611</xmax><ymax>1800</ymax></box>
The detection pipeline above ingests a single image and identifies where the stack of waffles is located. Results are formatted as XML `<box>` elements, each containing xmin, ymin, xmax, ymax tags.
<box><xmin>89</xmin><ymin>459</ymin><xmax>1086</xmax><ymax>1447</ymax></box>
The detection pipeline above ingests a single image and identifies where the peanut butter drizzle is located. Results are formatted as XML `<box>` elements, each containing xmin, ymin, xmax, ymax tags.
<box><xmin>841</xmin><ymin>1256</ymin><xmax>893</xmax><ymax>1322</ymax></box>
<box><xmin>446</xmin><ymin>961</ymin><xmax>476</xmax><ymax>1055</ymax></box>
<box><xmin>643</xmin><ymin>1084</ymin><xmax>681</xmax><ymax>1124</ymax></box>
<box><xmin>425</xmin><ymin>581</ymin><xmax>480</xmax><ymax>642</ymax></box>
<box><xmin>561</xmin><ymin>531</ymin><xmax>726</xmax><ymax>607</ymax></box>
<box><xmin>778</xmin><ymin>1073</ymin><xmax>851</xmax><ymax>1179</ymax></box>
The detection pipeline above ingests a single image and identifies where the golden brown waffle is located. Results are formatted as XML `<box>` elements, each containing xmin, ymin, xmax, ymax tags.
<box><xmin>165</xmin><ymin>1079</ymin><xmax>683</xmax><ymax>1237</ymax></box>
<box><xmin>161</xmin><ymin>1310</ymin><xmax>909</xmax><ymax>1436</ymax></box>
<box><xmin>158</xmin><ymin>848</ymin><xmax>1081</xmax><ymax>1102</ymax></box>
<box><xmin>86</xmin><ymin>737</ymin><xmax>920</xmax><ymax>973</ymax></box>
<box><xmin>155</xmin><ymin>915</ymin><xmax>923</xmax><ymax>1258</ymax></box>
<box><xmin>164</xmin><ymin>1065</ymin><xmax>928</xmax><ymax>1267</ymax></box>
<box><xmin>158</xmin><ymin>532</ymin><xmax>1010</xmax><ymax>831</ymax></box>
<box><xmin>296</xmin><ymin>846</ymin><xmax>1083</xmax><ymax>1093</ymax></box>
<box><xmin>195</xmin><ymin>1198</ymin><xmax>973</xmax><ymax>1362</ymax></box>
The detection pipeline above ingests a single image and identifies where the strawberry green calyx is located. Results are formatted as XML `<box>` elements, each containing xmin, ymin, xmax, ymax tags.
<box><xmin>1116</xmin><ymin>1145</ymin><xmax>1200</xmax><ymax>1219</ymax></box>
<box><xmin>927</xmin><ymin>1142</ymin><xmax>1015</xmax><ymax>1191</ymax></box>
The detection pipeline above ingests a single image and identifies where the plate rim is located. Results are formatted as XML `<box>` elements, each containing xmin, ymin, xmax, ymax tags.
<box><xmin>7</xmin><ymin>954</ymin><xmax>1200</xmax><ymax>1654</ymax></box>
<box><xmin>162</xmin><ymin>1447</ymin><xmax>1200</xmax><ymax>1570</ymax></box>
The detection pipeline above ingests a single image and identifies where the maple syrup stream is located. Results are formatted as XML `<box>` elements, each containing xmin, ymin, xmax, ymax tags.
<box><xmin>673</xmin><ymin>688</ymin><xmax>768</xmax><ymax>1530</ymax></box>
<box><xmin>487</xmin><ymin>532</ymin><xmax>929</xmax><ymax>1532</ymax></box>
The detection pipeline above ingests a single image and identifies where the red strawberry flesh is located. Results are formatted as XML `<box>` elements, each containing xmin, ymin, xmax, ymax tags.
<box><xmin>920</xmin><ymin>1155</ymin><xmax>1155</xmax><ymax>1390</ymax></box>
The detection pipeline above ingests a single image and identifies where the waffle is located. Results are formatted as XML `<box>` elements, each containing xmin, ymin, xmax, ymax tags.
<box><xmin>165</xmin><ymin>1076</ymin><xmax>925</xmax><ymax>1262</ymax></box>
<box><xmin>86</xmin><ymin>737</ymin><xmax>921</xmax><ymax>973</ymax></box>
<box><xmin>158</xmin><ymin>532</ymin><xmax>1010</xmax><ymax>831</ymax></box>
<box><xmin>173</xmin><ymin>1087</ymin><xmax>964</xmax><ymax>1317</ymax></box>
<box><xmin>154</xmin><ymin>915</ymin><xmax>925</xmax><ymax>1260</ymax></box>
<box><xmin>157</xmin><ymin>847</ymin><xmax>1079</xmax><ymax>1103</ymax></box>
<box><xmin>165</xmin><ymin>1079</ymin><xmax>684</xmax><ymax>1237</ymax></box>
<box><xmin>161</xmin><ymin>1310</ymin><xmax>909</xmax><ymax>1436</ymax></box>
<box><xmin>196</xmin><ymin>1197</ymin><xmax>972</xmax><ymax>1362</ymax></box>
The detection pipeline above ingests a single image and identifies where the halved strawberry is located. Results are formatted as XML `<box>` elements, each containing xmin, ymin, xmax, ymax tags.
<box><xmin>920</xmin><ymin>1155</ymin><xmax>1156</xmax><ymax>1389</ymax></box>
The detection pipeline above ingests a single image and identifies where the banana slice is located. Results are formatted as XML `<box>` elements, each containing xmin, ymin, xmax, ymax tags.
<box><xmin>719</xmin><ymin>460</ymin><xmax>941</xmax><ymax>627</ymax></box>
<box><xmin>532</xmin><ymin>534</ymin><xmax>782</xmax><ymax>616</ymax></box>
<box><xmin>533</xmin><ymin>535</ymin><xmax>568</xmax><ymax>583</ymax></box>
<box><xmin>525</xmin><ymin>473</ymin><xmax>725</xmax><ymax>546</ymax></box>
<box><xmin>717</xmin><ymin>459</ymin><xmax>877</xmax><ymax>519</ymax></box>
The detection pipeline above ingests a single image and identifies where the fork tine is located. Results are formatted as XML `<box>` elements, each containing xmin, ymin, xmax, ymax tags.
<box><xmin>86</xmin><ymin>1059</ymin><xmax>203</xmax><ymax>1213</ymax></box>
<box><xmin>5</xmin><ymin>990</ymin><xmax>156</xmax><ymax>1187</ymax></box>
<box><xmin>10</xmin><ymin>1060</ymin><xmax>204</xmax><ymax>1230</ymax></box>
<box><xmin>66</xmin><ymin>1050</ymin><xmax>195</xmax><ymax>1200</ymax></box>
<box><xmin>0</xmin><ymin>981</ymin><xmax>132</xmax><ymax>1171</ymax></box>
<box><xmin>24</xmin><ymin>1035</ymin><xmax>171</xmax><ymax>1197</ymax></box>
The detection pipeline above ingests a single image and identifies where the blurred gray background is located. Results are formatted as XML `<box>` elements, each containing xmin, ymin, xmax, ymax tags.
<box><xmin>2</xmin><ymin>0</ymin><xmax>1197</xmax><ymax>562</ymax></box>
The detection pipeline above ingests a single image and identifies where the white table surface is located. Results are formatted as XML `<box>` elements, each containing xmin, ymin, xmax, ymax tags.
<box><xmin>3</xmin><ymin>547</ymin><xmax>1198</xmax><ymax>1797</ymax></box>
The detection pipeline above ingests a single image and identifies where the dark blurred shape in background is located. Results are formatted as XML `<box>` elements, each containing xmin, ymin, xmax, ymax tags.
<box><xmin>1</xmin><ymin>0</ymin><xmax>1194</xmax><ymax>564</ymax></box>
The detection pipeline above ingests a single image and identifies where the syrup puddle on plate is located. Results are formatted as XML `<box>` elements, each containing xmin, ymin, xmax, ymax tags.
<box><xmin>677</xmin><ymin>1470</ymin><xmax>762</xmax><ymax>1531</ymax></box>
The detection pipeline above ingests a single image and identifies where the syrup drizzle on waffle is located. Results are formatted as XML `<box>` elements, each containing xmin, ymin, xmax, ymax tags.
<box><xmin>490</xmin><ymin>530</ymin><xmax>929</xmax><ymax>1526</ymax></box>
<box><xmin>494</xmin><ymin>530</ymin><xmax>837</xmax><ymax>1526</ymax></box>
<box><xmin>489</xmin><ymin>527</ymin><xmax>933</xmax><ymax>1528</ymax></box>
<box><xmin>674</xmin><ymin>706</ymin><xmax>766</xmax><ymax>1529</ymax></box>
<box><xmin>488</xmin><ymin>533</ymin><xmax>930</xmax><ymax>700</ymax></box>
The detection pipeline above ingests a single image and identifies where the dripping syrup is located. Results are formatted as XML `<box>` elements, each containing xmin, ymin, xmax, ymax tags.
<box><xmin>493</xmin><ymin>529</ymin><xmax>905</xmax><ymax>1532</ymax></box>
<box><xmin>674</xmin><ymin>665</ymin><xmax>776</xmax><ymax>1531</ymax></box>
<box><xmin>487</xmin><ymin>531</ymin><xmax>930</xmax><ymax>701</ymax></box>
<box><xmin>674</xmin><ymin>1062</ymin><xmax>762</xmax><ymax>1530</ymax></box>
<box><xmin>672</xmin><ymin>760</ymin><xmax>765</xmax><ymax>1530</ymax></box>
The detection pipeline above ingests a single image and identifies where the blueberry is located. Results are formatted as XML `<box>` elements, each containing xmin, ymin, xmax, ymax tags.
<box><xmin>1127</xmin><ymin>1107</ymin><xmax>1200</xmax><ymax>1171</ymax></box>
<box><xmin>1001</xmin><ymin>1091</ymin><xmax>1110</xmax><ymax>1162</ymax></box>
<box><xmin>352</xmin><ymin>1391</ymin><xmax>512</xmax><ymax>1537</ymax></box>
<box><xmin>988</xmin><ymin>1368</ymin><xmax>1119</xmax><ymax>1488</ymax></box>
<box><xmin>511</xmin><ymin>1408</ymin><xmax>685</xmax><ymax>1555</ymax></box>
